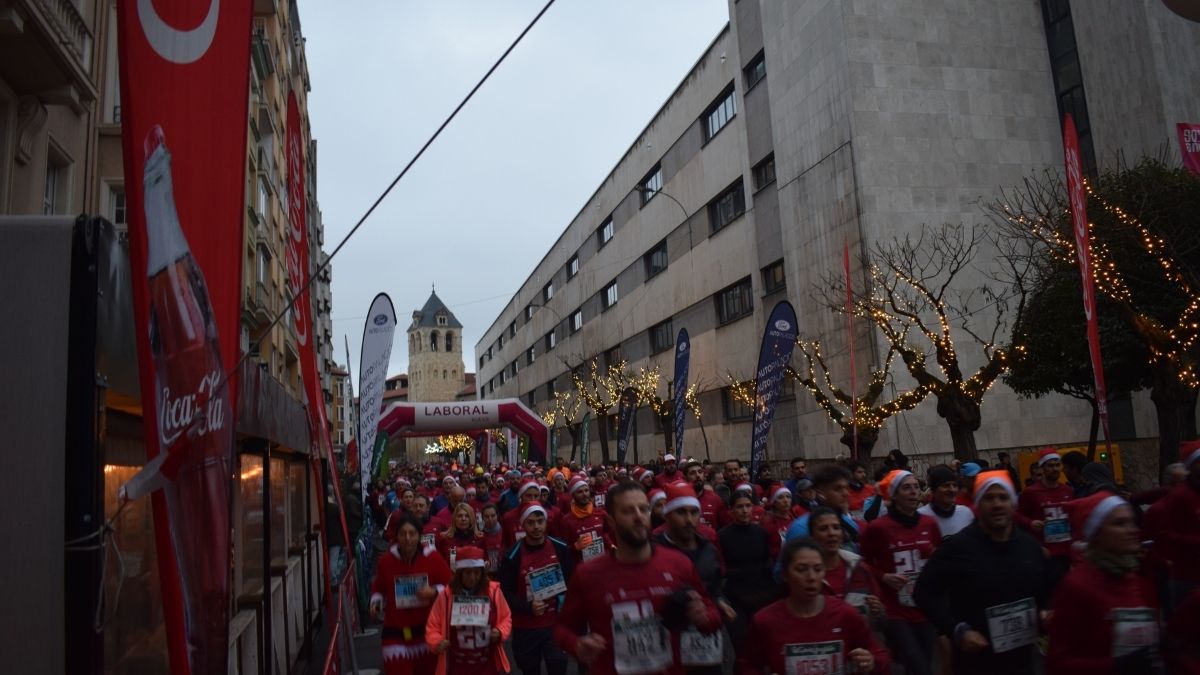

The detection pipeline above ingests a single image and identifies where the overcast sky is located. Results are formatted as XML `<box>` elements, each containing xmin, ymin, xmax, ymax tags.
<box><xmin>302</xmin><ymin>0</ymin><xmax>730</xmax><ymax>384</ymax></box>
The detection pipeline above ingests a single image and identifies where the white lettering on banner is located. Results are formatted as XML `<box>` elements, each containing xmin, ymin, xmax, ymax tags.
<box><xmin>359</xmin><ymin>295</ymin><xmax>397</xmax><ymax>500</ymax></box>
<box><xmin>159</xmin><ymin>369</ymin><xmax>227</xmax><ymax>446</ymax></box>
<box><xmin>136</xmin><ymin>0</ymin><xmax>219</xmax><ymax>65</ymax></box>
<box><xmin>413</xmin><ymin>402</ymin><xmax>500</xmax><ymax>430</ymax></box>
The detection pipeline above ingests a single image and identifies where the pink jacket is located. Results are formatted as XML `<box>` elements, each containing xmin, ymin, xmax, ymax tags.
<box><xmin>426</xmin><ymin>580</ymin><xmax>512</xmax><ymax>675</ymax></box>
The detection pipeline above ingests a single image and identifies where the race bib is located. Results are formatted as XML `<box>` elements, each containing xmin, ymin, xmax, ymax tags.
<box><xmin>393</xmin><ymin>574</ymin><xmax>428</xmax><ymax>609</ymax></box>
<box><xmin>581</xmin><ymin>533</ymin><xmax>606</xmax><ymax>561</ymax></box>
<box><xmin>681</xmin><ymin>627</ymin><xmax>723</xmax><ymax>666</ymax></box>
<box><xmin>985</xmin><ymin>597</ymin><xmax>1036</xmax><ymax>653</ymax></box>
<box><xmin>450</xmin><ymin>596</ymin><xmax>491</xmax><ymax>627</ymax></box>
<box><xmin>1111</xmin><ymin>608</ymin><xmax>1158</xmax><ymax>657</ymax></box>
<box><xmin>784</xmin><ymin>641</ymin><xmax>844</xmax><ymax>675</ymax></box>
<box><xmin>612</xmin><ymin>616</ymin><xmax>672</xmax><ymax>675</ymax></box>
<box><xmin>1043</xmin><ymin>518</ymin><xmax>1071</xmax><ymax>543</ymax></box>
<box><xmin>528</xmin><ymin>563</ymin><xmax>567</xmax><ymax>602</ymax></box>
<box><xmin>897</xmin><ymin>572</ymin><xmax>918</xmax><ymax>608</ymax></box>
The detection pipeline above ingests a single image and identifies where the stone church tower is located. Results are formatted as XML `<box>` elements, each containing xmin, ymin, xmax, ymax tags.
<box><xmin>406</xmin><ymin>289</ymin><xmax>466</xmax><ymax>457</ymax></box>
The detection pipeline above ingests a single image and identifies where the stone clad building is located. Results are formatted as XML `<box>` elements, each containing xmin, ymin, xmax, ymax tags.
<box><xmin>476</xmin><ymin>0</ymin><xmax>1200</xmax><ymax>470</ymax></box>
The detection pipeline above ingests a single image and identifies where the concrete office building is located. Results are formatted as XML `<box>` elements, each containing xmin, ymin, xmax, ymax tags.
<box><xmin>476</xmin><ymin>0</ymin><xmax>1200</xmax><ymax>467</ymax></box>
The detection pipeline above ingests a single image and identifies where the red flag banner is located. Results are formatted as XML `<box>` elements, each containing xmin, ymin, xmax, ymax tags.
<box><xmin>1063</xmin><ymin>114</ymin><xmax>1112</xmax><ymax>452</ymax></box>
<box><xmin>115</xmin><ymin>1</ymin><xmax>252</xmax><ymax>673</ymax></box>
<box><xmin>1180</xmin><ymin>122</ymin><xmax>1200</xmax><ymax>175</ymax></box>
<box><xmin>844</xmin><ymin>241</ymin><xmax>857</xmax><ymax>459</ymax></box>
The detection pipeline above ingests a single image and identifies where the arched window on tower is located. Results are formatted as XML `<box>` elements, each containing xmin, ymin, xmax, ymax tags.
<box><xmin>430</xmin><ymin>331</ymin><xmax>439</xmax><ymax>352</ymax></box>
<box><xmin>445</xmin><ymin>331</ymin><xmax>453</xmax><ymax>352</ymax></box>
<box><xmin>443</xmin><ymin>369</ymin><xmax>447</xmax><ymax>379</ymax></box>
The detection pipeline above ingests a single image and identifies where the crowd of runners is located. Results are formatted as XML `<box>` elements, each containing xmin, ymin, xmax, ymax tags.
<box><xmin>351</xmin><ymin>443</ymin><xmax>1200</xmax><ymax>675</ymax></box>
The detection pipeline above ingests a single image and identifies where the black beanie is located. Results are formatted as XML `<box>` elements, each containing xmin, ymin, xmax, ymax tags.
<box><xmin>927</xmin><ymin>465</ymin><xmax>957</xmax><ymax>490</ymax></box>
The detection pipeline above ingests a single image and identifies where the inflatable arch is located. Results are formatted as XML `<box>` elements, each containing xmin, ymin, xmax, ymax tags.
<box><xmin>355</xmin><ymin>399</ymin><xmax>550</xmax><ymax>465</ymax></box>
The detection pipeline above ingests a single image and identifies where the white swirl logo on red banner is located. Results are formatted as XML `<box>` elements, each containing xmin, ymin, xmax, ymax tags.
<box><xmin>137</xmin><ymin>0</ymin><xmax>219</xmax><ymax>64</ymax></box>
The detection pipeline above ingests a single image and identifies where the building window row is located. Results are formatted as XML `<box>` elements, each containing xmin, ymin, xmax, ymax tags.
<box><xmin>752</xmin><ymin>153</ymin><xmax>776</xmax><ymax>192</ymax></box>
<box><xmin>762</xmin><ymin>259</ymin><xmax>786</xmax><ymax>294</ymax></box>
<box><xmin>649</xmin><ymin>318</ymin><xmax>673</xmax><ymax>354</ymax></box>
<box><xmin>703</xmin><ymin>84</ymin><xmax>737</xmax><ymax>142</ymax></box>
<box><xmin>708</xmin><ymin>180</ymin><xmax>746</xmax><ymax>234</ymax></box>
<box><xmin>644</xmin><ymin>239</ymin><xmax>668</xmax><ymax>279</ymax></box>
<box><xmin>744</xmin><ymin>51</ymin><xmax>766</xmax><ymax>91</ymax></box>
<box><xmin>639</xmin><ymin>165</ymin><xmax>663</xmax><ymax>206</ymax></box>
<box><xmin>716</xmin><ymin>276</ymin><xmax>754</xmax><ymax>325</ymax></box>
<box><xmin>603</xmin><ymin>281</ymin><xmax>619</xmax><ymax>310</ymax></box>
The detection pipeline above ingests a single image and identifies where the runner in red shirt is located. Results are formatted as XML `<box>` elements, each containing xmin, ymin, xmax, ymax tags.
<box><xmin>1017</xmin><ymin>446</ymin><xmax>1076</xmax><ymax>586</ymax></box>
<box><xmin>846</xmin><ymin>460</ymin><xmax>877</xmax><ymax>519</ymax></box>
<box><xmin>436</xmin><ymin>503</ymin><xmax>485</xmax><ymax>571</ymax></box>
<box><xmin>1144</xmin><ymin>441</ymin><xmax>1200</xmax><ymax>616</ymax></box>
<box><xmin>501</xmin><ymin>480</ymin><xmax>541</xmax><ymax>548</ymax></box>
<box><xmin>684</xmin><ymin>460</ymin><xmax>728</xmax><ymax>529</ymax></box>
<box><xmin>655</xmin><ymin>454</ymin><xmax>683</xmax><ymax>488</ymax></box>
<box><xmin>739</xmin><ymin>538</ymin><xmax>889</xmax><ymax>675</ymax></box>
<box><xmin>369</xmin><ymin>515</ymin><xmax>453</xmax><ymax>675</ymax></box>
<box><xmin>554</xmin><ymin>481</ymin><xmax>721</xmax><ymax>675</ymax></box>
<box><xmin>498</xmin><ymin>504</ymin><xmax>575</xmax><ymax>675</ymax></box>
<box><xmin>809</xmin><ymin>506</ymin><xmax>884</xmax><ymax>620</ymax></box>
<box><xmin>760</xmin><ymin>484</ymin><xmax>802</xmax><ymax>559</ymax></box>
<box><xmin>479</xmin><ymin>504</ymin><xmax>504</xmax><ymax>576</ymax></box>
<box><xmin>556</xmin><ymin>477</ymin><xmax>611</xmax><ymax>563</ymax></box>
<box><xmin>1048</xmin><ymin>492</ymin><xmax>1161</xmax><ymax>674</ymax></box>
<box><xmin>860</xmin><ymin>469</ymin><xmax>941</xmax><ymax>675</ymax></box>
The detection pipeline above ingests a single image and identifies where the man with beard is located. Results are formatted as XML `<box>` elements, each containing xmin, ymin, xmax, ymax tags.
<box><xmin>556</xmin><ymin>476</ymin><xmax>611</xmax><ymax>563</ymax></box>
<box><xmin>499</xmin><ymin>504</ymin><xmax>574</xmax><ymax>675</ymax></box>
<box><xmin>655</xmin><ymin>454</ymin><xmax>683</xmax><ymax>487</ymax></box>
<box><xmin>1017</xmin><ymin>447</ymin><xmax>1076</xmax><ymax>589</ymax></box>
<box><xmin>683</xmin><ymin>460</ymin><xmax>728</xmax><ymax>530</ymax></box>
<box><xmin>555</xmin><ymin>481</ymin><xmax>721</xmax><ymax>675</ymax></box>
<box><xmin>914</xmin><ymin>471</ymin><xmax>1048</xmax><ymax>675</ymax></box>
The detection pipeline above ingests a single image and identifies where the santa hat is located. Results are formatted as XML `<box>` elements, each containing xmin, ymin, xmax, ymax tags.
<box><xmin>663</xmin><ymin>454</ymin><xmax>677</xmax><ymax>463</ymax></box>
<box><xmin>517</xmin><ymin>480</ymin><xmax>540</xmax><ymax>498</ymax></box>
<box><xmin>733</xmin><ymin>482</ymin><xmax>754</xmax><ymax>496</ymax></box>
<box><xmin>520</xmin><ymin>503</ymin><xmax>546</xmax><ymax>525</ymax></box>
<box><xmin>879</xmin><ymin>470</ymin><xmax>914</xmax><ymax>500</ymax></box>
<box><xmin>1068</xmin><ymin>492</ymin><xmax>1128</xmax><ymax>543</ymax></box>
<box><xmin>973</xmin><ymin>470</ymin><xmax>1017</xmax><ymax>507</ymax></box>
<box><xmin>568</xmin><ymin>476</ymin><xmax>590</xmax><ymax>495</ymax></box>
<box><xmin>466</xmin><ymin>486</ymin><xmax>477</xmax><ymax>496</ymax></box>
<box><xmin>453</xmin><ymin>546</ymin><xmax>486</xmax><ymax>570</ymax></box>
<box><xmin>771</xmin><ymin>485</ymin><xmax>792</xmax><ymax>503</ymax></box>
<box><xmin>649</xmin><ymin>489</ymin><xmax>666</xmax><ymax>506</ymax></box>
<box><xmin>662</xmin><ymin>482</ymin><xmax>700</xmax><ymax>515</ymax></box>
<box><xmin>1181</xmin><ymin>440</ymin><xmax>1200</xmax><ymax>468</ymax></box>
<box><xmin>1037</xmin><ymin>446</ymin><xmax>1062</xmax><ymax>466</ymax></box>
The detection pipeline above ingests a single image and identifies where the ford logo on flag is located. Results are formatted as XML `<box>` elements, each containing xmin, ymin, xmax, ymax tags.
<box><xmin>678</xmin><ymin>342</ymin><xmax>688</xmax><ymax>353</ymax></box>
<box><xmin>373</xmin><ymin>314</ymin><xmax>388</xmax><ymax>326</ymax></box>
<box><xmin>775</xmin><ymin>320</ymin><xmax>791</xmax><ymax>331</ymax></box>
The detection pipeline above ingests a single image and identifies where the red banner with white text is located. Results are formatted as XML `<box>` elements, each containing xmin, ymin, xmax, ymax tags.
<box><xmin>1064</xmin><ymin>114</ymin><xmax>1112</xmax><ymax>453</ymax></box>
<box><xmin>115</xmin><ymin>1</ymin><xmax>252</xmax><ymax>674</ymax></box>
<box><xmin>1180</xmin><ymin>122</ymin><xmax>1200</xmax><ymax>175</ymax></box>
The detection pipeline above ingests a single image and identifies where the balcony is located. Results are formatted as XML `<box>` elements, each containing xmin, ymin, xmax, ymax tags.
<box><xmin>248</xmin><ymin>279</ymin><xmax>274</xmax><ymax>327</ymax></box>
<box><xmin>0</xmin><ymin>0</ymin><xmax>97</xmax><ymax>110</ymax></box>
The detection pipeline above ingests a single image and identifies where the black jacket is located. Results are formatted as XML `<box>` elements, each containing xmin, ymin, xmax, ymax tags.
<box><xmin>653</xmin><ymin>531</ymin><xmax>724</xmax><ymax>602</ymax></box>
<box><xmin>718</xmin><ymin>522</ymin><xmax>777</xmax><ymax>611</ymax></box>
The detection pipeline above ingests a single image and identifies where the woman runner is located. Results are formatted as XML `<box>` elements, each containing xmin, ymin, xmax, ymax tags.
<box><xmin>427</xmin><ymin>546</ymin><xmax>512</xmax><ymax>675</ymax></box>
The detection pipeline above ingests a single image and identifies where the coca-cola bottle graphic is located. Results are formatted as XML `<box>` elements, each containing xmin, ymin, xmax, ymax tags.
<box><xmin>144</xmin><ymin>124</ymin><xmax>231</xmax><ymax>675</ymax></box>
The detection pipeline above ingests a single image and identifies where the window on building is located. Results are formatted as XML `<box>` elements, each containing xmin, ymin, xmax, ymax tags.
<box><xmin>1041</xmin><ymin>0</ymin><xmax>1095</xmax><ymax>175</ymax></box>
<box><xmin>498</xmin><ymin>334</ymin><xmax>504</xmax><ymax>349</ymax></box>
<box><xmin>722</xmin><ymin>386</ymin><xmax>754</xmax><ymax>421</ymax></box>
<box><xmin>703</xmin><ymin>85</ymin><xmax>737</xmax><ymax>142</ymax></box>
<box><xmin>744</xmin><ymin>51</ymin><xmax>766</xmax><ymax>90</ymax></box>
<box><xmin>509</xmin><ymin>361</ymin><xmax>518</xmax><ymax>378</ymax></box>
<box><xmin>108</xmin><ymin>185</ymin><xmax>127</xmax><ymax>228</ymax></box>
<box><xmin>256</xmin><ymin>175</ymin><xmax>269</xmax><ymax>220</ymax></box>
<box><xmin>44</xmin><ymin>154</ymin><xmax>70</xmax><ymax>215</ymax></box>
<box><xmin>715</xmin><ymin>277</ymin><xmax>754</xmax><ymax>325</ymax></box>
<box><xmin>604</xmin><ymin>346</ymin><xmax>623</xmax><ymax>370</ymax></box>
<box><xmin>708</xmin><ymin>180</ymin><xmax>746</xmax><ymax>234</ymax></box>
<box><xmin>650</xmin><ymin>318</ymin><xmax>673</xmax><ymax>354</ymax></box>
<box><xmin>545</xmin><ymin>330</ymin><xmax>557</xmax><ymax>350</ymax></box>
<box><xmin>603</xmin><ymin>281</ymin><xmax>619</xmax><ymax>310</ymax></box>
<box><xmin>525</xmin><ymin>304</ymin><xmax>535</xmax><ymax>320</ymax></box>
<box><xmin>487</xmin><ymin>347</ymin><xmax>493</xmax><ymax>359</ymax></box>
<box><xmin>430</xmin><ymin>331</ymin><xmax>440</xmax><ymax>352</ymax></box>
<box><xmin>445</xmin><ymin>331</ymin><xmax>453</xmax><ymax>352</ymax></box>
<box><xmin>526</xmin><ymin>391</ymin><xmax>536</xmax><ymax>408</ymax></box>
<box><xmin>437</xmin><ymin>315</ymin><xmax>447</xmax><ymax>326</ymax></box>
<box><xmin>442</xmin><ymin>370</ymin><xmax>447</xmax><ymax>379</ymax></box>
<box><xmin>570</xmin><ymin>308</ymin><xmax>583</xmax><ymax>333</ymax></box>
<box><xmin>256</xmin><ymin>244</ymin><xmax>270</xmax><ymax>285</ymax></box>
<box><xmin>526</xmin><ymin>346</ymin><xmax>536</xmax><ymax>366</ymax></box>
<box><xmin>545</xmin><ymin>380</ymin><xmax>556</xmax><ymax>400</ymax></box>
<box><xmin>762</xmin><ymin>259</ymin><xmax>786</xmax><ymax>294</ymax></box>
<box><xmin>509</xmin><ymin>321</ymin><xmax>517</xmax><ymax>338</ymax></box>
<box><xmin>499</xmin><ymin>371</ymin><xmax>506</xmax><ymax>385</ymax></box>
<box><xmin>639</xmin><ymin>166</ymin><xmax>662</xmax><ymax>205</ymax></box>
<box><xmin>752</xmin><ymin>154</ymin><xmax>776</xmax><ymax>191</ymax></box>
<box><xmin>543</xmin><ymin>281</ymin><xmax>554</xmax><ymax>302</ymax></box>
<box><xmin>598</xmin><ymin>218</ymin><xmax>614</xmax><ymax>247</ymax></box>
<box><xmin>567</xmin><ymin>254</ymin><xmax>580</xmax><ymax>278</ymax></box>
<box><xmin>480</xmin><ymin>355</ymin><xmax>486</xmax><ymax>368</ymax></box>
<box><xmin>644</xmin><ymin>240</ymin><xmax>668</xmax><ymax>279</ymax></box>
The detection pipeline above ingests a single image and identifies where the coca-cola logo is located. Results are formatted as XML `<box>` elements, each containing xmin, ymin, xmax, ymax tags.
<box><xmin>159</xmin><ymin>369</ymin><xmax>227</xmax><ymax>447</ymax></box>
<box><xmin>137</xmin><ymin>0</ymin><xmax>219</xmax><ymax>65</ymax></box>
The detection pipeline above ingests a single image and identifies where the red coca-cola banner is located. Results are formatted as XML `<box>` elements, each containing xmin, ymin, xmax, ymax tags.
<box><xmin>1180</xmin><ymin>122</ymin><xmax>1200</xmax><ymax>175</ymax></box>
<box><xmin>1064</xmin><ymin>114</ymin><xmax>1112</xmax><ymax>453</ymax></box>
<box><xmin>116</xmin><ymin>2</ymin><xmax>252</xmax><ymax>674</ymax></box>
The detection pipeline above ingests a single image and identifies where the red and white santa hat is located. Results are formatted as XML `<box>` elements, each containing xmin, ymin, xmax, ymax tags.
<box><xmin>879</xmin><ymin>469</ymin><xmax>914</xmax><ymax>500</ymax></box>
<box><xmin>663</xmin><ymin>453</ymin><xmax>677</xmax><ymax>463</ymax></box>
<box><xmin>517</xmin><ymin>480</ymin><xmax>540</xmax><ymax>499</ymax></box>
<box><xmin>1181</xmin><ymin>440</ymin><xmax>1200</xmax><ymax>469</ymax></box>
<box><xmin>1067</xmin><ymin>491</ymin><xmax>1128</xmax><ymax>543</ymax></box>
<box><xmin>662</xmin><ymin>482</ymin><xmax>700</xmax><ymax>515</ymax></box>
<box><xmin>973</xmin><ymin>470</ymin><xmax>1017</xmax><ymax>507</ymax></box>
<box><xmin>519</xmin><ymin>503</ymin><xmax>547</xmax><ymax>524</ymax></box>
<box><xmin>1037</xmin><ymin>446</ymin><xmax>1062</xmax><ymax>466</ymax></box>
<box><xmin>648</xmin><ymin>488</ymin><xmax>666</xmax><ymax>506</ymax></box>
<box><xmin>453</xmin><ymin>546</ymin><xmax>486</xmax><ymax>570</ymax></box>
<box><xmin>771</xmin><ymin>484</ymin><xmax>792</xmax><ymax>503</ymax></box>
<box><xmin>568</xmin><ymin>476</ymin><xmax>590</xmax><ymax>495</ymax></box>
<box><xmin>733</xmin><ymin>482</ymin><xmax>754</xmax><ymax>496</ymax></box>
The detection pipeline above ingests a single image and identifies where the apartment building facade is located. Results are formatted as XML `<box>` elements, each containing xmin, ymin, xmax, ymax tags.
<box><xmin>476</xmin><ymin>0</ymin><xmax>1200</xmax><ymax>466</ymax></box>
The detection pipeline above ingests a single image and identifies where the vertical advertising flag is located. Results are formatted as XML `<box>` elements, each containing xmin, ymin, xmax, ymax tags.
<box><xmin>616</xmin><ymin>386</ymin><xmax>637</xmax><ymax>465</ymax></box>
<box><xmin>844</xmin><ymin>242</ymin><xmax>858</xmax><ymax>459</ymax></box>
<box><xmin>1064</xmin><ymin>115</ymin><xmax>1112</xmax><ymax>452</ymax></box>
<box><xmin>1180</xmin><ymin>123</ymin><xmax>1200</xmax><ymax>175</ymax></box>
<box><xmin>672</xmin><ymin>328</ymin><xmax>690</xmax><ymax>456</ymax></box>
<box><xmin>115</xmin><ymin>2</ymin><xmax>252</xmax><ymax>673</ymax></box>
<box><xmin>358</xmin><ymin>294</ymin><xmax>397</xmax><ymax>503</ymax></box>
<box><xmin>580</xmin><ymin>412</ymin><xmax>591</xmax><ymax>466</ymax></box>
<box><xmin>749</xmin><ymin>302</ymin><xmax>800</xmax><ymax>481</ymax></box>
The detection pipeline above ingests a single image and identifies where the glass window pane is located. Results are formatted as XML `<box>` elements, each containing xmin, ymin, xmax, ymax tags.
<box><xmin>239</xmin><ymin>454</ymin><xmax>265</xmax><ymax>595</ymax></box>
